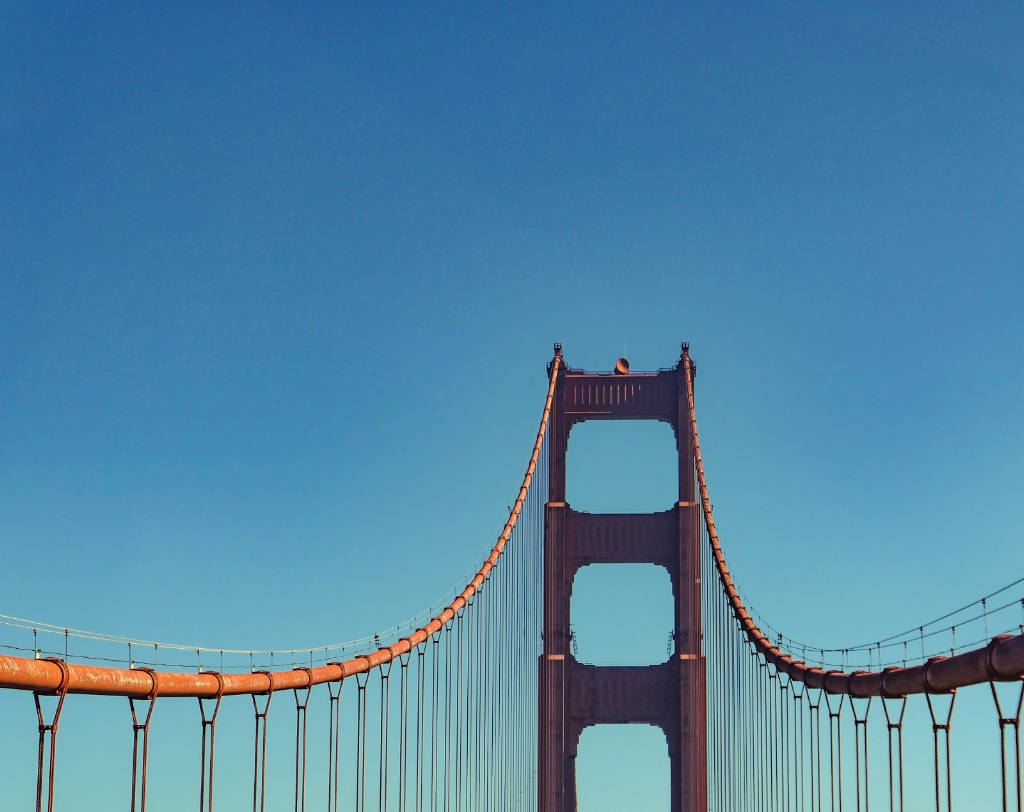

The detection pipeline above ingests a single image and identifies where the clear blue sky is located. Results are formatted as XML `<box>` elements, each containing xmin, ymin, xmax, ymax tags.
<box><xmin>2</xmin><ymin>3</ymin><xmax>1022</xmax><ymax>809</ymax></box>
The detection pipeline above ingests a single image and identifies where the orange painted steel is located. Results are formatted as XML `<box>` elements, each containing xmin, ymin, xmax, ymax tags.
<box><xmin>682</xmin><ymin>353</ymin><xmax>1024</xmax><ymax>695</ymax></box>
<box><xmin>0</xmin><ymin>355</ymin><xmax>563</xmax><ymax>700</ymax></box>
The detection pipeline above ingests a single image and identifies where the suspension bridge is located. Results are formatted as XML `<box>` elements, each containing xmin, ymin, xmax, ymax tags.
<box><xmin>1</xmin><ymin>343</ymin><xmax>1022</xmax><ymax>811</ymax></box>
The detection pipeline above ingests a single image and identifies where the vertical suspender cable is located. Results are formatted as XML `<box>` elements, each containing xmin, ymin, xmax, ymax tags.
<box><xmin>882</xmin><ymin>695</ymin><xmax>905</xmax><ymax>812</ymax></box>
<box><xmin>430</xmin><ymin>634</ymin><xmax>440</xmax><ymax>812</ymax></box>
<box><xmin>250</xmin><ymin>676</ymin><xmax>273</xmax><ymax>812</ymax></box>
<box><xmin>453</xmin><ymin>611</ymin><xmax>464</xmax><ymax>812</ymax></box>
<box><xmin>851</xmin><ymin>696</ymin><xmax>871</xmax><ymax>812</ymax></box>
<box><xmin>197</xmin><ymin>673</ymin><xmax>224</xmax><ymax>812</ymax></box>
<box><xmin>416</xmin><ymin>644</ymin><xmax>426</xmax><ymax>812</ymax></box>
<box><xmin>294</xmin><ymin>673</ymin><xmax>312</xmax><ymax>812</ymax></box>
<box><xmin>355</xmin><ymin>670</ymin><xmax>369</xmax><ymax>812</ymax></box>
<box><xmin>398</xmin><ymin>653</ymin><xmax>411</xmax><ymax>812</ymax></box>
<box><xmin>128</xmin><ymin>668</ymin><xmax>157</xmax><ymax>812</ymax></box>
<box><xmin>34</xmin><ymin>659</ymin><xmax>69</xmax><ymax>812</ymax></box>
<box><xmin>926</xmin><ymin>691</ymin><xmax>956</xmax><ymax>812</ymax></box>
<box><xmin>327</xmin><ymin>677</ymin><xmax>344</xmax><ymax>812</ymax></box>
<box><xmin>989</xmin><ymin>680</ymin><xmax>1024</xmax><ymax>812</ymax></box>
<box><xmin>442</xmin><ymin>620</ymin><xmax>453</xmax><ymax>811</ymax></box>
<box><xmin>379</xmin><ymin>660</ymin><xmax>393</xmax><ymax>812</ymax></box>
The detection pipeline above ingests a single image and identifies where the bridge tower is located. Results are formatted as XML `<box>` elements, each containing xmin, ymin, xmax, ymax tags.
<box><xmin>539</xmin><ymin>343</ymin><xmax>707</xmax><ymax>812</ymax></box>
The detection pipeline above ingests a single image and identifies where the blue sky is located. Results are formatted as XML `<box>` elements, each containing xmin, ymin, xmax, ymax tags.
<box><xmin>2</xmin><ymin>3</ymin><xmax>1023</xmax><ymax>808</ymax></box>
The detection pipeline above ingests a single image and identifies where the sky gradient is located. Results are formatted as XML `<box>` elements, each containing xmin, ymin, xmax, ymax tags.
<box><xmin>3</xmin><ymin>4</ymin><xmax>1023</xmax><ymax>808</ymax></box>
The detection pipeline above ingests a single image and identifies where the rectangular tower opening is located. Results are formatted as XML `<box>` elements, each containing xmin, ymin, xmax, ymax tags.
<box><xmin>576</xmin><ymin>724</ymin><xmax>670</xmax><ymax>810</ymax></box>
<box><xmin>566</xmin><ymin>419</ymin><xmax>678</xmax><ymax>513</ymax></box>
<box><xmin>571</xmin><ymin>563</ymin><xmax>674</xmax><ymax>666</ymax></box>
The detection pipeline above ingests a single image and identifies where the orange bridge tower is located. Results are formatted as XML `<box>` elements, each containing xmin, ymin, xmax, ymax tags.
<box><xmin>538</xmin><ymin>343</ymin><xmax>707</xmax><ymax>811</ymax></box>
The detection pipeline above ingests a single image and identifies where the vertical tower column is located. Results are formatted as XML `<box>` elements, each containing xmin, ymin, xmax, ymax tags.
<box><xmin>674</xmin><ymin>350</ymin><xmax>707</xmax><ymax>811</ymax></box>
<box><xmin>538</xmin><ymin>344</ymin><xmax>707</xmax><ymax>812</ymax></box>
<box><xmin>539</xmin><ymin>349</ymin><xmax>570</xmax><ymax>811</ymax></box>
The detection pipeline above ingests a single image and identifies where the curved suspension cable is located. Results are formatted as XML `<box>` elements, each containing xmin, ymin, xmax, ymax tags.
<box><xmin>0</xmin><ymin>545</ymin><xmax>506</xmax><ymax>667</ymax></box>
<box><xmin>683</xmin><ymin>353</ymin><xmax>1024</xmax><ymax>696</ymax></box>
<box><xmin>735</xmin><ymin>575</ymin><xmax>1024</xmax><ymax>664</ymax></box>
<box><xmin>0</xmin><ymin>354</ymin><xmax>562</xmax><ymax>698</ymax></box>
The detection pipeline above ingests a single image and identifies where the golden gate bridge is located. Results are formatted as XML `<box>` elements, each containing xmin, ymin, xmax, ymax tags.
<box><xmin>1</xmin><ymin>344</ymin><xmax>1022</xmax><ymax>811</ymax></box>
